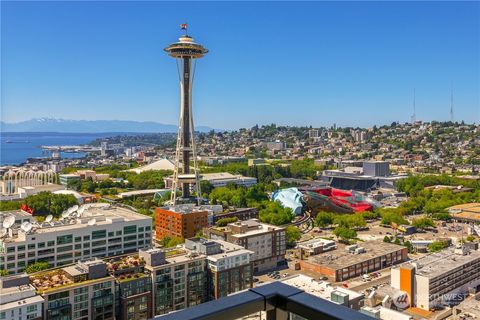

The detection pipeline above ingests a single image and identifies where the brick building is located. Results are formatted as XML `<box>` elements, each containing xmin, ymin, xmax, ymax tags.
<box><xmin>155</xmin><ymin>205</ymin><xmax>208</xmax><ymax>240</ymax></box>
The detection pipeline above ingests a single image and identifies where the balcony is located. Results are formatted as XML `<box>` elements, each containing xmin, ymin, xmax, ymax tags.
<box><xmin>153</xmin><ymin>282</ymin><xmax>372</xmax><ymax>320</ymax></box>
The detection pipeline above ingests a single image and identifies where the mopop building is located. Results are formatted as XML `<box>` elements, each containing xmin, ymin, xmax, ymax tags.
<box><xmin>164</xmin><ymin>25</ymin><xmax>208</xmax><ymax>205</ymax></box>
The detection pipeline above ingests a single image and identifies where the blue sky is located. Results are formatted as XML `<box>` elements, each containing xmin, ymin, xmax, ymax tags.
<box><xmin>2</xmin><ymin>1</ymin><xmax>479</xmax><ymax>129</ymax></box>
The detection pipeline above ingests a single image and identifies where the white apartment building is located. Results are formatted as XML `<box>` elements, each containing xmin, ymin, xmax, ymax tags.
<box><xmin>207</xmin><ymin>219</ymin><xmax>286</xmax><ymax>273</ymax></box>
<box><xmin>0</xmin><ymin>274</ymin><xmax>44</xmax><ymax>320</ymax></box>
<box><xmin>0</xmin><ymin>203</ymin><xmax>152</xmax><ymax>274</ymax></box>
<box><xmin>391</xmin><ymin>248</ymin><xmax>480</xmax><ymax>310</ymax></box>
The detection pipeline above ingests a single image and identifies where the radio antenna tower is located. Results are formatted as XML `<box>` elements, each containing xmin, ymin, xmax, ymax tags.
<box><xmin>165</xmin><ymin>25</ymin><xmax>208</xmax><ymax>205</ymax></box>
<box><xmin>450</xmin><ymin>83</ymin><xmax>454</xmax><ymax>123</ymax></box>
<box><xmin>411</xmin><ymin>88</ymin><xmax>416</xmax><ymax>123</ymax></box>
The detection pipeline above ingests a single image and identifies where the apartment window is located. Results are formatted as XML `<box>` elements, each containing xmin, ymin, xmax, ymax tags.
<box><xmin>83</xmin><ymin>235</ymin><xmax>90</xmax><ymax>241</ymax></box>
<box><xmin>6</xmin><ymin>247</ymin><xmax>14</xmax><ymax>253</ymax></box>
<box><xmin>108</xmin><ymin>232</ymin><xmax>114</xmax><ymax>237</ymax></box>
<box><xmin>92</xmin><ymin>230</ymin><xmax>106</xmax><ymax>239</ymax></box>
<box><xmin>124</xmin><ymin>235</ymin><xmax>136</xmax><ymax>241</ymax></box>
<box><xmin>28</xmin><ymin>244</ymin><xmax>35</xmax><ymax>250</ymax></box>
<box><xmin>74</xmin><ymin>287</ymin><xmax>88</xmax><ymax>294</ymax></box>
<box><xmin>145</xmin><ymin>226</ymin><xmax>151</xmax><ymax>231</ymax></box>
<box><xmin>17</xmin><ymin>245</ymin><xmax>25</xmax><ymax>251</ymax></box>
<box><xmin>0</xmin><ymin>312</ymin><xmax>5</xmax><ymax>319</ymax></box>
<box><xmin>116</xmin><ymin>230</ymin><xmax>122</xmax><ymax>236</ymax></box>
<box><xmin>75</xmin><ymin>236</ymin><xmax>81</xmax><ymax>242</ymax></box>
<box><xmin>75</xmin><ymin>244</ymin><xmax>81</xmax><ymax>249</ymax></box>
<box><xmin>26</xmin><ymin>305</ymin><xmax>37</xmax><ymax>313</ymax></box>
<box><xmin>18</xmin><ymin>253</ymin><xmax>25</xmax><ymax>259</ymax></box>
<box><xmin>123</xmin><ymin>225</ymin><xmax>137</xmax><ymax>235</ymax></box>
<box><xmin>57</xmin><ymin>245</ymin><xmax>73</xmax><ymax>253</ymax></box>
<box><xmin>38</xmin><ymin>242</ymin><xmax>45</xmax><ymax>248</ymax></box>
<box><xmin>57</xmin><ymin>253</ymin><xmax>73</xmax><ymax>260</ymax></box>
<box><xmin>92</xmin><ymin>240</ymin><xmax>106</xmax><ymax>247</ymax></box>
<box><xmin>47</xmin><ymin>240</ymin><xmax>56</xmax><ymax>246</ymax></box>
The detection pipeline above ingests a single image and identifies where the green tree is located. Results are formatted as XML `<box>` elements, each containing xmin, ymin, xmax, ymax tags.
<box><xmin>333</xmin><ymin>226</ymin><xmax>357</xmax><ymax>242</ymax></box>
<box><xmin>0</xmin><ymin>200</ymin><xmax>21</xmax><ymax>211</ymax></box>
<box><xmin>428</xmin><ymin>240</ymin><xmax>449</xmax><ymax>252</ymax></box>
<box><xmin>67</xmin><ymin>179</ymin><xmax>81</xmax><ymax>191</ymax></box>
<box><xmin>25</xmin><ymin>261</ymin><xmax>50</xmax><ymax>274</ymax></box>
<box><xmin>432</xmin><ymin>212</ymin><xmax>452</xmax><ymax>221</ymax></box>
<box><xmin>383</xmin><ymin>236</ymin><xmax>391</xmax><ymax>243</ymax></box>
<box><xmin>24</xmin><ymin>192</ymin><xmax>78</xmax><ymax>218</ymax></box>
<box><xmin>285</xmin><ymin>226</ymin><xmax>302</xmax><ymax>246</ymax></box>
<box><xmin>215</xmin><ymin>217</ymin><xmax>239</xmax><ymax>227</ymax></box>
<box><xmin>379</xmin><ymin>209</ymin><xmax>408</xmax><ymax>226</ymax></box>
<box><xmin>200</xmin><ymin>181</ymin><xmax>215</xmax><ymax>197</ymax></box>
<box><xmin>403</xmin><ymin>240</ymin><xmax>414</xmax><ymax>253</ymax></box>
<box><xmin>411</xmin><ymin>217</ymin><xmax>435</xmax><ymax>230</ymax></box>
<box><xmin>159</xmin><ymin>236</ymin><xmax>184</xmax><ymax>248</ymax></box>
<box><xmin>0</xmin><ymin>269</ymin><xmax>8</xmax><ymax>276</ymax></box>
<box><xmin>258</xmin><ymin>201</ymin><xmax>294</xmax><ymax>225</ymax></box>
<box><xmin>315</xmin><ymin>212</ymin><xmax>334</xmax><ymax>228</ymax></box>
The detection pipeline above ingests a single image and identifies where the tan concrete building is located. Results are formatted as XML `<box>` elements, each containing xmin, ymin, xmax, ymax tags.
<box><xmin>205</xmin><ymin>219</ymin><xmax>286</xmax><ymax>273</ymax></box>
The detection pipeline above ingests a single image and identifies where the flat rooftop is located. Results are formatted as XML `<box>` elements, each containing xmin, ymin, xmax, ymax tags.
<box><xmin>394</xmin><ymin>248</ymin><xmax>480</xmax><ymax>280</ymax></box>
<box><xmin>206</xmin><ymin>239</ymin><xmax>253</xmax><ymax>262</ymax></box>
<box><xmin>2</xmin><ymin>203</ymin><xmax>151</xmax><ymax>243</ymax></box>
<box><xmin>0</xmin><ymin>284</ymin><xmax>44</xmax><ymax>309</ymax></box>
<box><xmin>201</xmin><ymin>172</ymin><xmax>256</xmax><ymax>181</ymax></box>
<box><xmin>454</xmin><ymin>296</ymin><xmax>480</xmax><ymax>317</ymax></box>
<box><xmin>299</xmin><ymin>238</ymin><xmax>336</xmax><ymax>249</ymax></box>
<box><xmin>281</xmin><ymin>274</ymin><xmax>363</xmax><ymax>301</ymax></box>
<box><xmin>225</xmin><ymin>219</ymin><xmax>284</xmax><ymax>238</ymax></box>
<box><xmin>306</xmin><ymin>241</ymin><xmax>405</xmax><ymax>270</ymax></box>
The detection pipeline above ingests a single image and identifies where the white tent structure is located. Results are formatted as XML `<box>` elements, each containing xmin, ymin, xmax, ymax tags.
<box><xmin>128</xmin><ymin>159</ymin><xmax>177</xmax><ymax>174</ymax></box>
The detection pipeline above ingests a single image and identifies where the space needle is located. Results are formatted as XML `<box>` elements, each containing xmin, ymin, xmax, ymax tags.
<box><xmin>164</xmin><ymin>24</ymin><xmax>208</xmax><ymax>205</ymax></box>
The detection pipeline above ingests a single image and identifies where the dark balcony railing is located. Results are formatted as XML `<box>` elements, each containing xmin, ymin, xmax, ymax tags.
<box><xmin>153</xmin><ymin>282</ymin><xmax>373</xmax><ymax>320</ymax></box>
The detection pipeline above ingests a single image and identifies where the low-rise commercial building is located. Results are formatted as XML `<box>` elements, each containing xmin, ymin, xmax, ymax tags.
<box><xmin>0</xmin><ymin>203</ymin><xmax>152</xmax><ymax>275</ymax></box>
<box><xmin>58</xmin><ymin>174</ymin><xmax>81</xmax><ymax>186</ymax></box>
<box><xmin>299</xmin><ymin>241</ymin><xmax>408</xmax><ymax>282</ymax></box>
<box><xmin>298</xmin><ymin>238</ymin><xmax>336</xmax><ymax>256</ymax></box>
<box><xmin>205</xmin><ymin>219</ymin><xmax>286</xmax><ymax>273</ymax></box>
<box><xmin>211</xmin><ymin>207</ymin><xmax>258</xmax><ymax>224</ymax></box>
<box><xmin>391</xmin><ymin>248</ymin><xmax>480</xmax><ymax>311</ymax></box>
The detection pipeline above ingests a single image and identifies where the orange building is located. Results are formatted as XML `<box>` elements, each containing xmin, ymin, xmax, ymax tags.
<box><xmin>155</xmin><ymin>206</ymin><xmax>208</xmax><ymax>240</ymax></box>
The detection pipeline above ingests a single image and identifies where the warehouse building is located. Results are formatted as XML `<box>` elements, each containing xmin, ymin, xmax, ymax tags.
<box><xmin>299</xmin><ymin>241</ymin><xmax>408</xmax><ymax>282</ymax></box>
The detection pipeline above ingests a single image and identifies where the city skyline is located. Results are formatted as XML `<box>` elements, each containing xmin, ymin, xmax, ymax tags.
<box><xmin>2</xmin><ymin>1</ymin><xmax>479</xmax><ymax>129</ymax></box>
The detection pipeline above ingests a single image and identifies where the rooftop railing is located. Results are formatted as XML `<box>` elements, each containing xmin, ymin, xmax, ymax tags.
<box><xmin>153</xmin><ymin>282</ymin><xmax>373</xmax><ymax>320</ymax></box>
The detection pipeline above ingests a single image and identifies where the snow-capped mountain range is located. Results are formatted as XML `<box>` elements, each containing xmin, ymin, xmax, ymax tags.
<box><xmin>1</xmin><ymin>118</ymin><xmax>216</xmax><ymax>133</ymax></box>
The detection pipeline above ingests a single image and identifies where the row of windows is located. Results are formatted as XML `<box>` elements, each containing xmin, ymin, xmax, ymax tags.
<box><xmin>3</xmin><ymin>227</ymin><xmax>152</xmax><ymax>253</ymax></box>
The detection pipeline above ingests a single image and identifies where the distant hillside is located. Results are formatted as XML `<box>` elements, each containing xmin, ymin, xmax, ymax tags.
<box><xmin>0</xmin><ymin>118</ymin><xmax>216</xmax><ymax>133</ymax></box>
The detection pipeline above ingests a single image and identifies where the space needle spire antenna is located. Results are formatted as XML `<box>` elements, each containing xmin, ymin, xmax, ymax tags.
<box><xmin>450</xmin><ymin>82</ymin><xmax>454</xmax><ymax>123</ymax></box>
<box><xmin>165</xmin><ymin>24</ymin><xmax>208</xmax><ymax>206</ymax></box>
<box><xmin>411</xmin><ymin>88</ymin><xmax>416</xmax><ymax>123</ymax></box>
